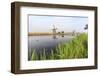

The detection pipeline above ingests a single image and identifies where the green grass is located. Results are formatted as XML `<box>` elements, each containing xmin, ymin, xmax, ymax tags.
<box><xmin>30</xmin><ymin>33</ymin><xmax>88</xmax><ymax>60</ymax></box>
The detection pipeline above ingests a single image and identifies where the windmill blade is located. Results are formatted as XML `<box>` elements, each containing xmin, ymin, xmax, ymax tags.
<box><xmin>53</xmin><ymin>25</ymin><xmax>55</xmax><ymax>29</ymax></box>
<box><xmin>53</xmin><ymin>25</ymin><xmax>58</xmax><ymax>29</ymax></box>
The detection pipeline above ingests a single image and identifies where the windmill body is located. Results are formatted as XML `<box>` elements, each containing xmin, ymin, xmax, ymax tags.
<box><xmin>52</xmin><ymin>25</ymin><xmax>57</xmax><ymax>35</ymax></box>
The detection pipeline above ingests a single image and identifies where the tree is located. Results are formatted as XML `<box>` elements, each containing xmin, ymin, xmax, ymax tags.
<box><xmin>84</xmin><ymin>24</ymin><xmax>88</xmax><ymax>30</ymax></box>
<box><xmin>62</xmin><ymin>31</ymin><xmax>64</xmax><ymax>34</ymax></box>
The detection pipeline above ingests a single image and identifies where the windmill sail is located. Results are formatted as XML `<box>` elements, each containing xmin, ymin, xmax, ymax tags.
<box><xmin>52</xmin><ymin>25</ymin><xmax>57</xmax><ymax>35</ymax></box>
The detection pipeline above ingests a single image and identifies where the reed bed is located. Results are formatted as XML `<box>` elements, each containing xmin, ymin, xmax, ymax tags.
<box><xmin>30</xmin><ymin>33</ymin><xmax>88</xmax><ymax>60</ymax></box>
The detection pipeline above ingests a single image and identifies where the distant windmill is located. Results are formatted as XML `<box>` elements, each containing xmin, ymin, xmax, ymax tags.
<box><xmin>52</xmin><ymin>25</ymin><xmax>57</xmax><ymax>35</ymax></box>
<box><xmin>72</xmin><ymin>30</ymin><xmax>75</xmax><ymax>36</ymax></box>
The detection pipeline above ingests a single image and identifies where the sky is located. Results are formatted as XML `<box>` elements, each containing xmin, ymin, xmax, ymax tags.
<box><xmin>28</xmin><ymin>15</ymin><xmax>88</xmax><ymax>33</ymax></box>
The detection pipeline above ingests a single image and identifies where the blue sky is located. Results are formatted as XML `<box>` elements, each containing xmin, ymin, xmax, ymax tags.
<box><xmin>28</xmin><ymin>15</ymin><xmax>88</xmax><ymax>33</ymax></box>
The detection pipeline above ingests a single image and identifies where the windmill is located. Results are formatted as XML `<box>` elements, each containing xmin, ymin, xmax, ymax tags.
<box><xmin>52</xmin><ymin>25</ymin><xmax>57</xmax><ymax>35</ymax></box>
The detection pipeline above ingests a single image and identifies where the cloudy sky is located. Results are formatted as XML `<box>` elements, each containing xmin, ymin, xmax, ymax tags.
<box><xmin>28</xmin><ymin>15</ymin><xmax>88</xmax><ymax>33</ymax></box>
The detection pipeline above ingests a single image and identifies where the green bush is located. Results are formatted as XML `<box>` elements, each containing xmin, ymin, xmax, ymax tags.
<box><xmin>55</xmin><ymin>33</ymin><xmax>88</xmax><ymax>59</ymax></box>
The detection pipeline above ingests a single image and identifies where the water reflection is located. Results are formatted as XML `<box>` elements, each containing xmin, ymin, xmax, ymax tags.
<box><xmin>53</xmin><ymin>34</ymin><xmax>64</xmax><ymax>39</ymax></box>
<box><xmin>28</xmin><ymin>35</ymin><xmax>73</xmax><ymax>60</ymax></box>
<box><xmin>52</xmin><ymin>35</ymin><xmax>57</xmax><ymax>39</ymax></box>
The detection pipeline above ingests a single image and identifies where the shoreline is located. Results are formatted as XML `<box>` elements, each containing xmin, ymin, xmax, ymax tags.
<box><xmin>28</xmin><ymin>32</ymin><xmax>79</xmax><ymax>36</ymax></box>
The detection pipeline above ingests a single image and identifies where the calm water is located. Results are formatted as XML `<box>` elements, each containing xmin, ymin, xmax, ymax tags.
<box><xmin>28</xmin><ymin>35</ymin><xmax>73</xmax><ymax>60</ymax></box>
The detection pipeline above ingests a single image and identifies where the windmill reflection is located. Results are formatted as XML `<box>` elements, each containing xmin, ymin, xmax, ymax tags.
<box><xmin>52</xmin><ymin>25</ymin><xmax>65</xmax><ymax>39</ymax></box>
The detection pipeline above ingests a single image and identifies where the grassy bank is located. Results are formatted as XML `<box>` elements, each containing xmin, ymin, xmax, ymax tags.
<box><xmin>30</xmin><ymin>33</ymin><xmax>88</xmax><ymax>60</ymax></box>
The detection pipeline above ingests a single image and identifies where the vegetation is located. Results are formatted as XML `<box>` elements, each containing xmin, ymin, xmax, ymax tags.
<box><xmin>30</xmin><ymin>33</ymin><xmax>88</xmax><ymax>60</ymax></box>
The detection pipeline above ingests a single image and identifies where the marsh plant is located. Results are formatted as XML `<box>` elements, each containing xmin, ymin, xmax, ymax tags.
<box><xmin>30</xmin><ymin>33</ymin><xmax>88</xmax><ymax>60</ymax></box>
